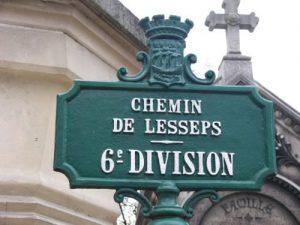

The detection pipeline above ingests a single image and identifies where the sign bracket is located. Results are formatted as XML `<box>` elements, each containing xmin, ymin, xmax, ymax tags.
<box><xmin>114</xmin><ymin>181</ymin><xmax>219</xmax><ymax>225</ymax></box>
<box><xmin>117</xmin><ymin>15</ymin><xmax>216</xmax><ymax>87</ymax></box>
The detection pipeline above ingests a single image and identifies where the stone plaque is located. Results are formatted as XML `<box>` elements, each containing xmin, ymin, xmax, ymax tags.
<box><xmin>200</xmin><ymin>192</ymin><xmax>298</xmax><ymax>225</ymax></box>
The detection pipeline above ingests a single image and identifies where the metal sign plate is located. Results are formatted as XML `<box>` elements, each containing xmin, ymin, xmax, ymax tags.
<box><xmin>54</xmin><ymin>81</ymin><xmax>276</xmax><ymax>190</ymax></box>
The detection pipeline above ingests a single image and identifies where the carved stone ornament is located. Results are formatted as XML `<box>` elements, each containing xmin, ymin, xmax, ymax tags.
<box><xmin>276</xmin><ymin>133</ymin><xmax>300</xmax><ymax>167</ymax></box>
<box><xmin>199</xmin><ymin>192</ymin><xmax>299</xmax><ymax>225</ymax></box>
<box><xmin>205</xmin><ymin>0</ymin><xmax>259</xmax><ymax>55</ymax></box>
<box><xmin>224</xmin><ymin>13</ymin><xmax>240</xmax><ymax>26</ymax></box>
<box><xmin>117</xmin><ymin>15</ymin><xmax>215</xmax><ymax>87</ymax></box>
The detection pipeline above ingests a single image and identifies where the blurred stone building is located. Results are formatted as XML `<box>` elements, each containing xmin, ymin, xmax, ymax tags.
<box><xmin>0</xmin><ymin>0</ymin><xmax>145</xmax><ymax>224</ymax></box>
<box><xmin>1</xmin><ymin>0</ymin><xmax>300</xmax><ymax>225</ymax></box>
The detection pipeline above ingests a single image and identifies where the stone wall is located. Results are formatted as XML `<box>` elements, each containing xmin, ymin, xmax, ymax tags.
<box><xmin>0</xmin><ymin>0</ymin><xmax>145</xmax><ymax>224</ymax></box>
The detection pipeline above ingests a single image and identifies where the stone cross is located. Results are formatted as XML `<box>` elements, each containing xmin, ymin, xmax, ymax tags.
<box><xmin>205</xmin><ymin>0</ymin><xmax>259</xmax><ymax>55</ymax></box>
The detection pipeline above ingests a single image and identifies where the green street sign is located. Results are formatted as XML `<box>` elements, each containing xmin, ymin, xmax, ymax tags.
<box><xmin>54</xmin><ymin>15</ymin><xmax>276</xmax><ymax>225</ymax></box>
<box><xmin>54</xmin><ymin>81</ymin><xmax>276</xmax><ymax>190</ymax></box>
<box><xmin>54</xmin><ymin>15</ymin><xmax>276</xmax><ymax>193</ymax></box>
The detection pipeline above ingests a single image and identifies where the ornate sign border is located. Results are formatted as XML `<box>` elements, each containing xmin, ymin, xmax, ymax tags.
<box><xmin>54</xmin><ymin>80</ymin><xmax>276</xmax><ymax>190</ymax></box>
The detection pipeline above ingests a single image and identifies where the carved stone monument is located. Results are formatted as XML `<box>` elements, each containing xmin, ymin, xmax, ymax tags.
<box><xmin>188</xmin><ymin>178</ymin><xmax>300</xmax><ymax>225</ymax></box>
<box><xmin>185</xmin><ymin>1</ymin><xmax>300</xmax><ymax>225</ymax></box>
<box><xmin>205</xmin><ymin>0</ymin><xmax>259</xmax><ymax>84</ymax></box>
<box><xmin>200</xmin><ymin>192</ymin><xmax>299</xmax><ymax>225</ymax></box>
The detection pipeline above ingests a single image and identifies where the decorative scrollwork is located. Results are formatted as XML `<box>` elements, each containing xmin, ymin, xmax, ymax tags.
<box><xmin>117</xmin><ymin>51</ymin><xmax>150</xmax><ymax>82</ymax></box>
<box><xmin>184</xmin><ymin>54</ymin><xmax>216</xmax><ymax>85</ymax></box>
<box><xmin>117</xmin><ymin>16</ymin><xmax>216</xmax><ymax>87</ymax></box>
<box><xmin>269</xmin><ymin>175</ymin><xmax>300</xmax><ymax>199</ymax></box>
<box><xmin>182</xmin><ymin>190</ymin><xmax>219</xmax><ymax>218</ymax></box>
<box><xmin>114</xmin><ymin>188</ymin><xmax>152</xmax><ymax>217</ymax></box>
<box><xmin>276</xmin><ymin>133</ymin><xmax>300</xmax><ymax>167</ymax></box>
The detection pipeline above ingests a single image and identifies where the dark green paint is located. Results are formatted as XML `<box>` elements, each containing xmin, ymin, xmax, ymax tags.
<box><xmin>117</xmin><ymin>15</ymin><xmax>215</xmax><ymax>86</ymax></box>
<box><xmin>114</xmin><ymin>182</ymin><xmax>219</xmax><ymax>224</ymax></box>
<box><xmin>54</xmin><ymin>80</ymin><xmax>275</xmax><ymax>190</ymax></box>
<box><xmin>54</xmin><ymin>15</ymin><xmax>277</xmax><ymax>225</ymax></box>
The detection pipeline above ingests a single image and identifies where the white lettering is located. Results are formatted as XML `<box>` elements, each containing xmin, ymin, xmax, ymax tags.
<box><xmin>123</xmin><ymin>118</ymin><xmax>134</xmax><ymax>133</ymax></box>
<box><xmin>100</xmin><ymin>149</ymin><xmax>115</xmax><ymax>173</ymax></box>
<box><xmin>131</xmin><ymin>98</ymin><xmax>140</xmax><ymax>111</ymax></box>
<box><xmin>156</xmin><ymin>119</ymin><xmax>167</xmax><ymax>134</ymax></box>
<box><xmin>156</xmin><ymin>99</ymin><xmax>167</xmax><ymax>112</ymax></box>
<box><xmin>201</xmin><ymin>121</ymin><xmax>211</xmax><ymax>135</ymax></box>
<box><xmin>145</xmin><ymin>150</ymin><xmax>154</xmax><ymax>174</ymax></box>
<box><xmin>112</xmin><ymin>118</ymin><xmax>123</xmax><ymax>133</ymax></box>
<box><xmin>172</xmin><ymin>151</ymin><xmax>181</xmax><ymax>175</ymax></box>
<box><xmin>143</xmin><ymin>98</ymin><xmax>154</xmax><ymax>112</ymax></box>
<box><xmin>189</xmin><ymin>120</ymin><xmax>200</xmax><ymax>135</ymax></box>
<box><xmin>178</xmin><ymin>120</ymin><xmax>189</xmax><ymax>135</ymax></box>
<box><xmin>168</xmin><ymin>99</ymin><xmax>181</xmax><ymax>113</ymax></box>
<box><xmin>167</xmin><ymin>120</ymin><xmax>178</xmax><ymax>134</ymax></box>
<box><xmin>207</xmin><ymin>152</ymin><xmax>220</xmax><ymax>175</ymax></box>
<box><xmin>129</xmin><ymin>97</ymin><xmax>205</xmax><ymax>115</ymax></box>
<box><xmin>221</xmin><ymin>152</ymin><xmax>235</xmax><ymax>176</ymax></box>
<box><xmin>212</xmin><ymin>121</ymin><xmax>222</xmax><ymax>136</ymax></box>
<box><xmin>100</xmin><ymin>149</ymin><xmax>235</xmax><ymax>177</ymax></box>
<box><xmin>183</xmin><ymin>152</ymin><xmax>195</xmax><ymax>175</ymax></box>
<box><xmin>197</xmin><ymin>152</ymin><xmax>206</xmax><ymax>175</ymax></box>
<box><xmin>129</xmin><ymin>149</ymin><xmax>144</xmax><ymax>174</ymax></box>
<box><xmin>191</xmin><ymin>100</ymin><xmax>202</xmax><ymax>114</ymax></box>
<box><xmin>112</xmin><ymin>118</ymin><xmax>134</xmax><ymax>133</ymax></box>
<box><xmin>144</xmin><ymin>118</ymin><xmax>155</xmax><ymax>134</ymax></box>
<box><xmin>156</xmin><ymin>151</ymin><xmax>170</xmax><ymax>175</ymax></box>
<box><xmin>143</xmin><ymin>119</ymin><xmax>222</xmax><ymax>136</ymax></box>
<box><xmin>183</xmin><ymin>99</ymin><xmax>190</xmax><ymax>114</ymax></box>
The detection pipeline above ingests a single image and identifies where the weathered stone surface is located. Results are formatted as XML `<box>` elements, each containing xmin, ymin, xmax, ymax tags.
<box><xmin>81</xmin><ymin>0</ymin><xmax>146</xmax><ymax>49</ymax></box>
<box><xmin>218</xmin><ymin>54</ymin><xmax>253</xmax><ymax>84</ymax></box>
<box><xmin>0</xmin><ymin>0</ymin><xmax>149</xmax><ymax>224</ymax></box>
<box><xmin>206</xmin><ymin>0</ymin><xmax>258</xmax><ymax>83</ymax></box>
<box><xmin>191</xmin><ymin>1</ymin><xmax>300</xmax><ymax>225</ymax></box>
<box><xmin>205</xmin><ymin>0</ymin><xmax>258</xmax><ymax>55</ymax></box>
<box><xmin>200</xmin><ymin>192</ymin><xmax>298</xmax><ymax>225</ymax></box>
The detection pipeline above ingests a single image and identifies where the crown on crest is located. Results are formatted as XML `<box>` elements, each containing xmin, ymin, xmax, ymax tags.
<box><xmin>139</xmin><ymin>15</ymin><xmax>194</xmax><ymax>41</ymax></box>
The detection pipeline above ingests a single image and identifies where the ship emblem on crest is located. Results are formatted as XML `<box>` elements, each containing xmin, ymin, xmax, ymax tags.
<box><xmin>117</xmin><ymin>15</ymin><xmax>216</xmax><ymax>87</ymax></box>
<box><xmin>150</xmin><ymin>39</ymin><xmax>184</xmax><ymax>86</ymax></box>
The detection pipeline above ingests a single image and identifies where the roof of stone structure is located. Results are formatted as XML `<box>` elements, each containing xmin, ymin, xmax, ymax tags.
<box><xmin>257</xmin><ymin>81</ymin><xmax>300</xmax><ymax>136</ymax></box>
<box><xmin>80</xmin><ymin>0</ymin><xmax>147</xmax><ymax>50</ymax></box>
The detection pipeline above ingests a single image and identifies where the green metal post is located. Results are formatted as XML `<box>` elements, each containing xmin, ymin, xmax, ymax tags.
<box><xmin>149</xmin><ymin>182</ymin><xmax>188</xmax><ymax>225</ymax></box>
<box><xmin>114</xmin><ymin>184</ymin><xmax>219</xmax><ymax>225</ymax></box>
